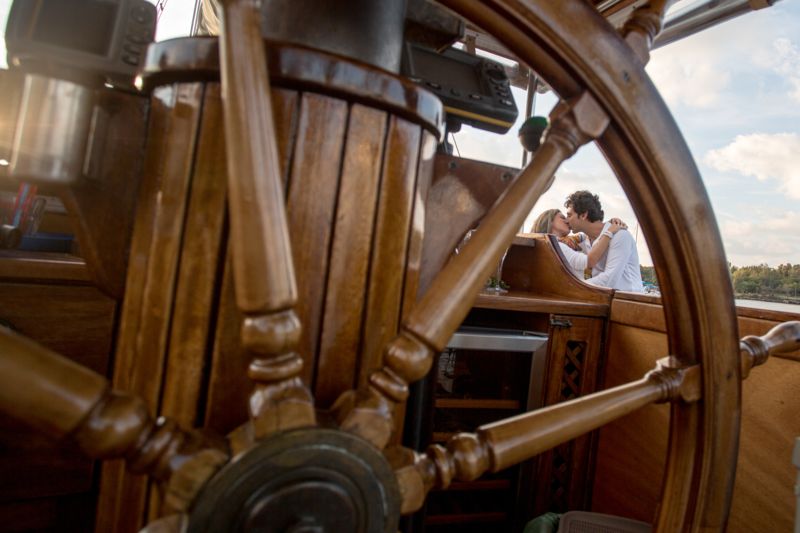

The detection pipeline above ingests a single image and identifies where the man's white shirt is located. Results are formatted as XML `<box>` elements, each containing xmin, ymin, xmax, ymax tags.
<box><xmin>586</xmin><ymin>223</ymin><xmax>644</xmax><ymax>292</ymax></box>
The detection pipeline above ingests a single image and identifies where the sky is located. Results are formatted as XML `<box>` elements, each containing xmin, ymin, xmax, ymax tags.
<box><xmin>1</xmin><ymin>0</ymin><xmax>798</xmax><ymax>267</ymax></box>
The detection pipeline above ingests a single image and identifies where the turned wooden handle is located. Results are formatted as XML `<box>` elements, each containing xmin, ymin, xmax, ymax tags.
<box><xmin>0</xmin><ymin>326</ymin><xmax>108</xmax><ymax>438</ymax></box>
<box><xmin>741</xmin><ymin>321</ymin><xmax>800</xmax><ymax>368</ymax></box>
<box><xmin>395</xmin><ymin>357</ymin><xmax>700</xmax><ymax>514</ymax></box>
<box><xmin>0</xmin><ymin>327</ymin><xmax>228</xmax><ymax>499</ymax></box>
<box><xmin>219</xmin><ymin>0</ymin><xmax>297</xmax><ymax>314</ymax></box>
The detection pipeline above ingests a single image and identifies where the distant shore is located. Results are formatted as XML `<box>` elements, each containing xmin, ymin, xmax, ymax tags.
<box><xmin>734</xmin><ymin>294</ymin><xmax>800</xmax><ymax>306</ymax></box>
<box><xmin>735</xmin><ymin>298</ymin><xmax>800</xmax><ymax>314</ymax></box>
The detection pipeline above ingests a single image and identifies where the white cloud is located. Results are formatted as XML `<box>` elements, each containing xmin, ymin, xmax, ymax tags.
<box><xmin>704</xmin><ymin>133</ymin><xmax>800</xmax><ymax>198</ymax></box>
<box><xmin>647</xmin><ymin>54</ymin><xmax>730</xmax><ymax>108</ymax></box>
<box><xmin>756</xmin><ymin>38</ymin><xmax>800</xmax><ymax>103</ymax></box>
<box><xmin>719</xmin><ymin>211</ymin><xmax>800</xmax><ymax>266</ymax></box>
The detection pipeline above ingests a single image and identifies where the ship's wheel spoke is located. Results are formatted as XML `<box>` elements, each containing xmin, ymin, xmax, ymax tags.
<box><xmin>392</xmin><ymin>320</ymin><xmax>800</xmax><ymax>515</ymax></box>
<box><xmin>217</xmin><ymin>0</ymin><xmax>315</xmax><ymax>439</ymax></box>
<box><xmin>333</xmin><ymin>91</ymin><xmax>610</xmax><ymax>451</ymax></box>
<box><xmin>393</xmin><ymin>356</ymin><xmax>699</xmax><ymax>514</ymax></box>
<box><xmin>0</xmin><ymin>327</ymin><xmax>229</xmax><ymax>516</ymax></box>
<box><xmin>3</xmin><ymin>0</ymin><xmax>796</xmax><ymax>530</ymax></box>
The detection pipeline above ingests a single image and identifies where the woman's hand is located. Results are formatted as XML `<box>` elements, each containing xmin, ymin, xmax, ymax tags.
<box><xmin>608</xmin><ymin>218</ymin><xmax>627</xmax><ymax>234</ymax></box>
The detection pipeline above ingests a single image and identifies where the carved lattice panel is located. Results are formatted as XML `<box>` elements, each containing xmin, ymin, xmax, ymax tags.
<box><xmin>561</xmin><ymin>340</ymin><xmax>586</xmax><ymax>400</ymax></box>
<box><xmin>534</xmin><ymin>316</ymin><xmax>605</xmax><ymax>517</ymax></box>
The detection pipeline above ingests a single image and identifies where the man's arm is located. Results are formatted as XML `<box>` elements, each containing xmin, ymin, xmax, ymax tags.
<box><xmin>586</xmin><ymin>231</ymin><xmax>635</xmax><ymax>289</ymax></box>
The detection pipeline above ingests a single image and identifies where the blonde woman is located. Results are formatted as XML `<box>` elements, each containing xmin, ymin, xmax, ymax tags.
<box><xmin>531</xmin><ymin>209</ymin><xmax>624</xmax><ymax>279</ymax></box>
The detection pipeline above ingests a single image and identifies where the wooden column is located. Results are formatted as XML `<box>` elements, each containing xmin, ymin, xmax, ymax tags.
<box><xmin>98</xmin><ymin>39</ymin><xmax>443</xmax><ymax>529</ymax></box>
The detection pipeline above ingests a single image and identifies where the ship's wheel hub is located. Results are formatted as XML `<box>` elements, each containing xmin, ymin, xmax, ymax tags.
<box><xmin>187</xmin><ymin>428</ymin><xmax>399</xmax><ymax>533</ymax></box>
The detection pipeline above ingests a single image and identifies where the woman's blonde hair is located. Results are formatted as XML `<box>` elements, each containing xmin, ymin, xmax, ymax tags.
<box><xmin>531</xmin><ymin>209</ymin><xmax>561</xmax><ymax>234</ymax></box>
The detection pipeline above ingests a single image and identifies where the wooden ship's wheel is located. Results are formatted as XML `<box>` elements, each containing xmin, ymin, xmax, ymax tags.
<box><xmin>1</xmin><ymin>0</ymin><xmax>798</xmax><ymax>532</ymax></box>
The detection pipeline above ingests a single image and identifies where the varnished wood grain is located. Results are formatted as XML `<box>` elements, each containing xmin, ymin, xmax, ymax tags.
<box><xmin>158</xmin><ymin>83</ymin><xmax>228</xmax><ymax>430</ymax></box>
<box><xmin>408</xmin><ymin>92</ymin><xmax>608</xmax><ymax>353</ymax></box>
<box><xmin>0</xmin><ymin>251</ymin><xmax>91</xmax><ymax>284</ymax></box>
<box><xmin>218</xmin><ymin>0</ymin><xmax>317</xmax><ymax>437</ymax></box>
<box><xmin>0</xmin><ymin>325</ymin><xmax>226</xmax><ymax>527</ymax></box>
<box><xmin>591</xmin><ymin>325</ymin><xmax>669</xmax><ymax>523</ymax></box>
<box><xmin>737</xmin><ymin>301</ymin><xmax>800</xmax><ymax>322</ymax></box>
<box><xmin>0</xmin><ymin>283</ymin><xmax>114</xmax><ymax>514</ymax></box>
<box><xmin>474</xmin><ymin>292</ymin><xmax>609</xmax><ymax>317</ymax></box>
<box><xmin>359</xmin><ymin>116</ymin><xmax>421</xmax><ymax>389</ymax></box>
<box><xmin>139</xmin><ymin>38</ymin><xmax>444</xmax><ymax>139</ymax></box>
<box><xmin>740</xmin><ymin>321</ymin><xmax>800</xmax><ymax>378</ymax></box>
<box><xmin>417</xmin><ymin>155</ymin><xmax>519</xmax><ymax>297</ymax></box>
<box><xmin>0</xmin><ymin>1</ymin><xmax>777</xmax><ymax>529</ymax></box>
<box><xmin>620</xmin><ymin>0</ymin><xmax>670</xmax><ymax>64</ymax></box>
<box><xmin>610</xmin><ymin>295</ymin><xmax>667</xmax><ymax>332</ymax></box>
<box><xmin>438</xmin><ymin>1</ymin><xmax>742</xmax><ymax>528</ymax></box>
<box><xmin>203</xmin><ymin>252</ymin><xmax>250</xmax><ymax>436</ymax></box>
<box><xmin>314</xmin><ymin>104</ymin><xmax>387</xmax><ymax>407</ymax></box>
<box><xmin>202</xmin><ymin>86</ymin><xmax>300</xmax><ymax>435</ymax></box>
<box><xmin>729</xmin><ymin>355</ymin><xmax>799</xmax><ymax>532</ymax></box>
<box><xmin>286</xmin><ymin>93</ymin><xmax>347</xmax><ymax>386</ymax></box>
<box><xmin>340</xmin><ymin>91</ymin><xmax>611</xmax><ymax>452</ymax></box>
<box><xmin>400</xmin><ymin>132</ymin><xmax>437</xmax><ymax>321</ymax></box>
<box><xmin>96</xmin><ymin>82</ymin><xmax>205</xmax><ymax>533</ymax></box>
<box><xmin>218</xmin><ymin>0</ymin><xmax>296</xmax><ymax>315</ymax></box>
<box><xmin>503</xmin><ymin>234</ymin><xmax>613</xmax><ymax>304</ymax></box>
<box><xmin>397</xmin><ymin>355</ymin><xmax>697</xmax><ymax>514</ymax></box>
<box><xmin>534</xmin><ymin>315</ymin><xmax>605</xmax><ymax>513</ymax></box>
<box><xmin>271</xmin><ymin>88</ymin><xmax>300</xmax><ymax>187</ymax></box>
<box><xmin>593</xmin><ymin>309</ymin><xmax>800</xmax><ymax>532</ymax></box>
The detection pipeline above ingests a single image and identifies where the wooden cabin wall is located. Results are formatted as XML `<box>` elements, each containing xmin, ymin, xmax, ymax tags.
<box><xmin>0</xmin><ymin>272</ymin><xmax>117</xmax><ymax>532</ymax></box>
<box><xmin>592</xmin><ymin>293</ymin><xmax>800</xmax><ymax>532</ymax></box>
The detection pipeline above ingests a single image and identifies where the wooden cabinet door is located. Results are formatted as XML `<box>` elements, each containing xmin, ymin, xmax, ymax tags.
<box><xmin>532</xmin><ymin>315</ymin><xmax>605</xmax><ymax>516</ymax></box>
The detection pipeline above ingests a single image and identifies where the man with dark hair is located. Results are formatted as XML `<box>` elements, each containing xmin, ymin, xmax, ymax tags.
<box><xmin>564</xmin><ymin>190</ymin><xmax>644</xmax><ymax>292</ymax></box>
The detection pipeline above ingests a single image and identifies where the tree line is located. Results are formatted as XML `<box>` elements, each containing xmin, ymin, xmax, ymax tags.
<box><xmin>640</xmin><ymin>264</ymin><xmax>800</xmax><ymax>304</ymax></box>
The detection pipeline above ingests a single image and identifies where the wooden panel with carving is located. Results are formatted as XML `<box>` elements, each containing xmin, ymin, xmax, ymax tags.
<box><xmin>533</xmin><ymin>314</ymin><xmax>605</xmax><ymax>516</ymax></box>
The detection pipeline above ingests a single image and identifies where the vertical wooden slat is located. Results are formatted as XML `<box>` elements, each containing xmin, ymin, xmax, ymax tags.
<box><xmin>146</xmin><ymin>84</ymin><xmax>228</xmax><ymax>521</ymax></box>
<box><xmin>401</xmin><ymin>130</ymin><xmax>437</xmax><ymax>321</ymax></box>
<box><xmin>203</xmin><ymin>252</ymin><xmax>249</xmax><ymax>436</ymax></box>
<box><xmin>272</xmin><ymin>88</ymin><xmax>300</xmax><ymax>187</ymax></box>
<box><xmin>95</xmin><ymin>83</ymin><xmax>204</xmax><ymax>533</ymax></box>
<box><xmin>314</xmin><ymin>104</ymin><xmax>387</xmax><ymax>407</ymax></box>
<box><xmin>201</xmin><ymin>87</ymin><xmax>300</xmax><ymax>436</ymax></box>
<box><xmin>286</xmin><ymin>93</ymin><xmax>348</xmax><ymax>386</ymax></box>
<box><xmin>358</xmin><ymin>117</ymin><xmax>421</xmax><ymax>388</ymax></box>
<box><xmin>158</xmin><ymin>84</ymin><xmax>228</xmax><ymax>430</ymax></box>
<box><xmin>393</xmin><ymin>130</ymin><xmax>436</xmax><ymax>441</ymax></box>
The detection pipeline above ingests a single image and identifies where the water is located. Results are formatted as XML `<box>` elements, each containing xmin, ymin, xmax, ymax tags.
<box><xmin>735</xmin><ymin>299</ymin><xmax>800</xmax><ymax>315</ymax></box>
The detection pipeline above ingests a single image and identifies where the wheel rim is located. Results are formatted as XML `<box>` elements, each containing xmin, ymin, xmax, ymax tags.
<box><xmin>0</xmin><ymin>2</ymin><xmax>743</xmax><ymax>531</ymax></box>
<box><xmin>436</xmin><ymin>1</ymin><xmax>741</xmax><ymax>530</ymax></box>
